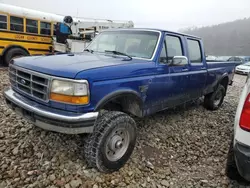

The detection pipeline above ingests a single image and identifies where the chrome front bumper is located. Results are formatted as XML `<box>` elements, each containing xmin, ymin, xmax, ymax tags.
<box><xmin>3</xmin><ymin>87</ymin><xmax>99</xmax><ymax>134</ymax></box>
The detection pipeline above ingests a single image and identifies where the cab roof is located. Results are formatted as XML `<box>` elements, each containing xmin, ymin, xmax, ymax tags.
<box><xmin>105</xmin><ymin>28</ymin><xmax>201</xmax><ymax>40</ymax></box>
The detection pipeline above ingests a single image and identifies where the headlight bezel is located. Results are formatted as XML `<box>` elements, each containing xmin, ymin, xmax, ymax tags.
<box><xmin>49</xmin><ymin>77</ymin><xmax>90</xmax><ymax>105</ymax></box>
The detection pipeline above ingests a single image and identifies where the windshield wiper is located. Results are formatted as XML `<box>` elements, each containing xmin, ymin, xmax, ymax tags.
<box><xmin>105</xmin><ymin>50</ymin><xmax>132</xmax><ymax>60</ymax></box>
<box><xmin>84</xmin><ymin>49</ymin><xmax>94</xmax><ymax>53</ymax></box>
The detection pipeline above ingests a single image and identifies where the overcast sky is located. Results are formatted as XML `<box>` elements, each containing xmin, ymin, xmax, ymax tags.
<box><xmin>2</xmin><ymin>0</ymin><xmax>250</xmax><ymax>31</ymax></box>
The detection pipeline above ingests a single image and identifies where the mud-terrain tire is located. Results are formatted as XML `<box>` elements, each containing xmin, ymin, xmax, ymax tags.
<box><xmin>84</xmin><ymin>111</ymin><xmax>137</xmax><ymax>173</ymax></box>
<box><xmin>204</xmin><ymin>84</ymin><xmax>225</xmax><ymax>110</ymax></box>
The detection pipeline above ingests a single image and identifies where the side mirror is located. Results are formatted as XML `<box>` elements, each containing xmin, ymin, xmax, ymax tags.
<box><xmin>169</xmin><ymin>56</ymin><xmax>188</xmax><ymax>66</ymax></box>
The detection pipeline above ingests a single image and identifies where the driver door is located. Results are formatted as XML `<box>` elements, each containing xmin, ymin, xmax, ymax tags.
<box><xmin>146</xmin><ymin>34</ymin><xmax>190</xmax><ymax>113</ymax></box>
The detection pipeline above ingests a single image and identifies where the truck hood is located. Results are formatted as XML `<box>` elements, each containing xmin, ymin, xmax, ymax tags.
<box><xmin>13</xmin><ymin>53</ymin><xmax>136</xmax><ymax>78</ymax></box>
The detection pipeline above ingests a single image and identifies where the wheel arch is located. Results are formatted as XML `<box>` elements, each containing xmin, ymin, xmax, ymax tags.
<box><xmin>2</xmin><ymin>45</ymin><xmax>30</xmax><ymax>57</ymax></box>
<box><xmin>218</xmin><ymin>73</ymin><xmax>229</xmax><ymax>93</ymax></box>
<box><xmin>95</xmin><ymin>89</ymin><xmax>144</xmax><ymax>117</ymax></box>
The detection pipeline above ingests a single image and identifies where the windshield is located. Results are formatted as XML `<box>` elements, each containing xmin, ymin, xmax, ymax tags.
<box><xmin>245</xmin><ymin>57</ymin><xmax>250</xmax><ymax>62</ymax></box>
<box><xmin>244</xmin><ymin>62</ymin><xmax>250</xmax><ymax>66</ymax></box>
<box><xmin>86</xmin><ymin>30</ymin><xmax>160</xmax><ymax>59</ymax></box>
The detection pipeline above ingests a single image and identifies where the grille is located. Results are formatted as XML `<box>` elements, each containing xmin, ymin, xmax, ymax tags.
<box><xmin>9</xmin><ymin>65</ymin><xmax>50</xmax><ymax>101</ymax></box>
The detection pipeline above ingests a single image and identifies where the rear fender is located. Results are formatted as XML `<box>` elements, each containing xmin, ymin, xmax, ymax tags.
<box><xmin>216</xmin><ymin>73</ymin><xmax>229</xmax><ymax>93</ymax></box>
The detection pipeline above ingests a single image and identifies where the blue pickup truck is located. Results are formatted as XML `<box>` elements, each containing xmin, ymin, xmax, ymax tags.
<box><xmin>4</xmin><ymin>28</ymin><xmax>236</xmax><ymax>172</ymax></box>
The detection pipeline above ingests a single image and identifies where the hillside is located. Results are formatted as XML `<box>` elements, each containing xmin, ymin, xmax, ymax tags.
<box><xmin>182</xmin><ymin>18</ymin><xmax>250</xmax><ymax>56</ymax></box>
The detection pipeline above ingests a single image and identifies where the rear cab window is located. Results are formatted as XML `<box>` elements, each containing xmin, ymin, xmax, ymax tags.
<box><xmin>187</xmin><ymin>39</ymin><xmax>203</xmax><ymax>64</ymax></box>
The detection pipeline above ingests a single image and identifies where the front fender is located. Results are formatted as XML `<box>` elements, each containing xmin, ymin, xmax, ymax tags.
<box><xmin>95</xmin><ymin>89</ymin><xmax>143</xmax><ymax>111</ymax></box>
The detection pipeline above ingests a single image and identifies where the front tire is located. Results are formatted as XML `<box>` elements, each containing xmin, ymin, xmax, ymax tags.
<box><xmin>84</xmin><ymin>111</ymin><xmax>137</xmax><ymax>173</ymax></box>
<box><xmin>204</xmin><ymin>84</ymin><xmax>226</xmax><ymax>110</ymax></box>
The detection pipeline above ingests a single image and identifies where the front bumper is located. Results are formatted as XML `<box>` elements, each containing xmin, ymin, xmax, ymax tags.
<box><xmin>235</xmin><ymin>70</ymin><xmax>249</xmax><ymax>75</ymax></box>
<box><xmin>234</xmin><ymin>141</ymin><xmax>250</xmax><ymax>181</ymax></box>
<box><xmin>3</xmin><ymin>87</ymin><xmax>98</xmax><ymax>134</ymax></box>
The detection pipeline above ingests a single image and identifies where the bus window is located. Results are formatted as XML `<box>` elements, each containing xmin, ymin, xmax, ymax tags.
<box><xmin>0</xmin><ymin>15</ymin><xmax>7</xmax><ymax>29</ymax></box>
<box><xmin>26</xmin><ymin>19</ymin><xmax>38</xmax><ymax>34</ymax></box>
<box><xmin>40</xmin><ymin>22</ymin><xmax>51</xmax><ymax>35</ymax></box>
<box><xmin>10</xmin><ymin>16</ymin><xmax>23</xmax><ymax>32</ymax></box>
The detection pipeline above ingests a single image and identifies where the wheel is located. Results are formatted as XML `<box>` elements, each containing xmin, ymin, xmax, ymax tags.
<box><xmin>204</xmin><ymin>84</ymin><xmax>225</xmax><ymax>110</ymax></box>
<box><xmin>3</xmin><ymin>48</ymin><xmax>28</xmax><ymax>66</ymax></box>
<box><xmin>84</xmin><ymin>111</ymin><xmax>137</xmax><ymax>173</ymax></box>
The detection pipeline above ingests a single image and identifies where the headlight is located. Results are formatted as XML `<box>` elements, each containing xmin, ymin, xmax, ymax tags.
<box><xmin>50</xmin><ymin>79</ymin><xmax>89</xmax><ymax>105</ymax></box>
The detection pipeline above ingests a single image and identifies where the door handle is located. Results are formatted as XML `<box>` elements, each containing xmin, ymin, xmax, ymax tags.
<box><xmin>182</xmin><ymin>68</ymin><xmax>189</xmax><ymax>72</ymax></box>
<box><xmin>200</xmin><ymin>67</ymin><xmax>206</xmax><ymax>70</ymax></box>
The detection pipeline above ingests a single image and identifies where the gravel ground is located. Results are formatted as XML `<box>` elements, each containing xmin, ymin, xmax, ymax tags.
<box><xmin>0</xmin><ymin>69</ymin><xmax>248</xmax><ymax>188</ymax></box>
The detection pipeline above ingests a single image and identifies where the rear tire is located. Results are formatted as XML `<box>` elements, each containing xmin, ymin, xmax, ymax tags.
<box><xmin>3</xmin><ymin>48</ymin><xmax>28</xmax><ymax>66</ymax></box>
<box><xmin>204</xmin><ymin>84</ymin><xmax>225</xmax><ymax>110</ymax></box>
<box><xmin>84</xmin><ymin>111</ymin><xmax>137</xmax><ymax>173</ymax></box>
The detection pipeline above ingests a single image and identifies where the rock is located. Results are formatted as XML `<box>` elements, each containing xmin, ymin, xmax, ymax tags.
<box><xmin>147</xmin><ymin>177</ymin><xmax>151</xmax><ymax>182</ymax></box>
<box><xmin>93</xmin><ymin>184</ymin><xmax>98</xmax><ymax>188</ymax></box>
<box><xmin>63</xmin><ymin>169</ymin><xmax>70</xmax><ymax>176</ymax></box>
<box><xmin>27</xmin><ymin>171</ymin><xmax>35</xmax><ymax>176</ymax></box>
<box><xmin>12</xmin><ymin>146</ymin><xmax>19</xmax><ymax>155</ymax></box>
<box><xmin>95</xmin><ymin>176</ymin><xmax>103</xmax><ymax>183</ymax></box>
<box><xmin>157</xmin><ymin>184</ymin><xmax>162</xmax><ymax>188</ymax></box>
<box><xmin>55</xmin><ymin>180</ymin><xmax>65</xmax><ymax>186</ymax></box>
<box><xmin>145</xmin><ymin>161</ymin><xmax>154</xmax><ymax>170</ymax></box>
<box><xmin>70</xmin><ymin>178</ymin><xmax>82</xmax><ymax>188</ymax></box>
<box><xmin>0</xmin><ymin>181</ymin><xmax>7</xmax><ymax>188</ymax></box>
<box><xmin>65</xmin><ymin>184</ymin><xmax>70</xmax><ymax>188</ymax></box>
<box><xmin>161</xmin><ymin>180</ymin><xmax>169</xmax><ymax>187</ymax></box>
<box><xmin>165</xmin><ymin>169</ymin><xmax>171</xmax><ymax>176</ymax></box>
<box><xmin>14</xmin><ymin>177</ymin><xmax>20</xmax><ymax>182</ymax></box>
<box><xmin>27</xmin><ymin>182</ymin><xmax>39</xmax><ymax>188</ymax></box>
<box><xmin>0</xmin><ymin>131</ymin><xmax>4</xmax><ymax>138</ymax></box>
<box><xmin>0</xmin><ymin>146</ymin><xmax>6</xmax><ymax>152</ymax></box>
<box><xmin>200</xmin><ymin>180</ymin><xmax>208</xmax><ymax>183</ymax></box>
<box><xmin>141</xmin><ymin>182</ymin><xmax>147</xmax><ymax>187</ymax></box>
<box><xmin>49</xmin><ymin>174</ymin><xmax>56</xmax><ymax>181</ymax></box>
<box><xmin>128</xmin><ymin>171</ymin><xmax>133</xmax><ymax>176</ymax></box>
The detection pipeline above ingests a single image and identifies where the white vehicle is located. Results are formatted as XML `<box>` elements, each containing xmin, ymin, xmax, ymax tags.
<box><xmin>226</xmin><ymin>73</ymin><xmax>250</xmax><ymax>181</ymax></box>
<box><xmin>235</xmin><ymin>62</ymin><xmax>250</xmax><ymax>75</ymax></box>
<box><xmin>53</xmin><ymin>18</ymin><xmax>134</xmax><ymax>53</ymax></box>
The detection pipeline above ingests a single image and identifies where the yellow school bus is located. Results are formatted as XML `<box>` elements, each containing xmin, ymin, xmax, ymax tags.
<box><xmin>0</xmin><ymin>3</ymin><xmax>64</xmax><ymax>66</ymax></box>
